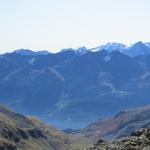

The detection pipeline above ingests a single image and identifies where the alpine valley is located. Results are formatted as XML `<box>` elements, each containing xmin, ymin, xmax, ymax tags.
<box><xmin>1</xmin><ymin>41</ymin><xmax>150</xmax><ymax>129</ymax></box>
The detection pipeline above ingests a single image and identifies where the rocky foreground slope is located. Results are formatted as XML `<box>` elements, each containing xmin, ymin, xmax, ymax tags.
<box><xmin>89</xmin><ymin>128</ymin><xmax>150</xmax><ymax>150</ymax></box>
<box><xmin>0</xmin><ymin>104</ymin><xmax>77</xmax><ymax>150</ymax></box>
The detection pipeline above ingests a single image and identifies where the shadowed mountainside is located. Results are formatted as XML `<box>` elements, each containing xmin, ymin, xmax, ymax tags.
<box><xmin>1</xmin><ymin>42</ymin><xmax>150</xmax><ymax>128</ymax></box>
<box><xmin>73</xmin><ymin>105</ymin><xmax>150</xmax><ymax>143</ymax></box>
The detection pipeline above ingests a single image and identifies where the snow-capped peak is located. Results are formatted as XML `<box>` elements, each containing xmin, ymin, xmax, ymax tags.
<box><xmin>90</xmin><ymin>42</ymin><xmax>127</xmax><ymax>52</ymax></box>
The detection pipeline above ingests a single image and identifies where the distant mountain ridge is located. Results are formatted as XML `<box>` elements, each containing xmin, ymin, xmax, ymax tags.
<box><xmin>90</xmin><ymin>41</ymin><xmax>150</xmax><ymax>56</ymax></box>
<box><xmin>2</xmin><ymin>41</ymin><xmax>150</xmax><ymax>57</ymax></box>
<box><xmin>14</xmin><ymin>49</ymin><xmax>50</xmax><ymax>55</ymax></box>
<box><xmin>0</xmin><ymin>41</ymin><xmax>150</xmax><ymax>128</ymax></box>
<box><xmin>124</xmin><ymin>41</ymin><xmax>150</xmax><ymax>56</ymax></box>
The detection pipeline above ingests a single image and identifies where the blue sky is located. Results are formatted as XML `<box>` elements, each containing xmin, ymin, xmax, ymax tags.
<box><xmin>0</xmin><ymin>0</ymin><xmax>150</xmax><ymax>52</ymax></box>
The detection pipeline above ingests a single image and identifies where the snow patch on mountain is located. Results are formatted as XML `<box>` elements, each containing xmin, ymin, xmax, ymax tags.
<box><xmin>91</xmin><ymin>42</ymin><xmax>127</xmax><ymax>52</ymax></box>
<box><xmin>103</xmin><ymin>56</ymin><xmax>111</xmax><ymax>62</ymax></box>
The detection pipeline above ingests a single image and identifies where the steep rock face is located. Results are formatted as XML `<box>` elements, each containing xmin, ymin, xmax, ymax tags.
<box><xmin>89</xmin><ymin>128</ymin><xmax>150</xmax><ymax>150</ymax></box>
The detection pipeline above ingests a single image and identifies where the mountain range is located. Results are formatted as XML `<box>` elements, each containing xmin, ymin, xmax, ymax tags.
<box><xmin>1</xmin><ymin>41</ymin><xmax>150</xmax><ymax>129</ymax></box>
<box><xmin>10</xmin><ymin>41</ymin><xmax>150</xmax><ymax>56</ymax></box>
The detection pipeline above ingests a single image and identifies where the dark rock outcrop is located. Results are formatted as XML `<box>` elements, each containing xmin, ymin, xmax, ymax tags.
<box><xmin>89</xmin><ymin>128</ymin><xmax>150</xmax><ymax>150</ymax></box>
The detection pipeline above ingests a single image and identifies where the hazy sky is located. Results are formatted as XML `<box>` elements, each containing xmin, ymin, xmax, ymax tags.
<box><xmin>0</xmin><ymin>0</ymin><xmax>150</xmax><ymax>53</ymax></box>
